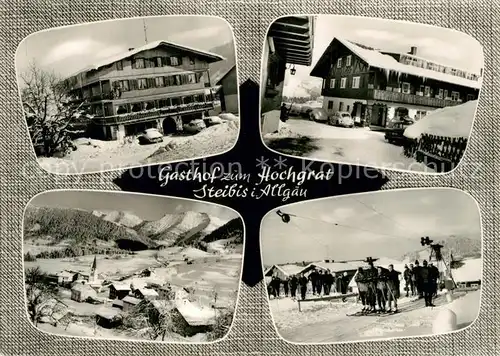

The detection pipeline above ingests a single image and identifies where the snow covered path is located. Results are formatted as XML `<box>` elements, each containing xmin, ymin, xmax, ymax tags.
<box><xmin>270</xmin><ymin>290</ymin><xmax>479</xmax><ymax>343</ymax></box>
<box><xmin>265</xmin><ymin>118</ymin><xmax>433</xmax><ymax>173</ymax></box>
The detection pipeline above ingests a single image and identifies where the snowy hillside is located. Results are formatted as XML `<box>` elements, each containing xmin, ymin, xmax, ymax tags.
<box><xmin>283</xmin><ymin>76</ymin><xmax>323</xmax><ymax>98</ymax></box>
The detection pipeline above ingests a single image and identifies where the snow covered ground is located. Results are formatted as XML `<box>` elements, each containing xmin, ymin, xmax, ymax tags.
<box><xmin>37</xmin><ymin>119</ymin><xmax>239</xmax><ymax>174</ymax></box>
<box><xmin>270</xmin><ymin>290</ymin><xmax>480</xmax><ymax>343</ymax></box>
<box><xmin>264</xmin><ymin>117</ymin><xmax>433</xmax><ymax>172</ymax></box>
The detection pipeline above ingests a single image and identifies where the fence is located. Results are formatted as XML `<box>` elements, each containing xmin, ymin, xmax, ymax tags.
<box><xmin>404</xmin><ymin>134</ymin><xmax>468</xmax><ymax>172</ymax></box>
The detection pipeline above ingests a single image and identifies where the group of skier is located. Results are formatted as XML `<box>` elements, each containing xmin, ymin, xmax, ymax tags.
<box><xmin>403</xmin><ymin>260</ymin><xmax>441</xmax><ymax>306</ymax></box>
<box><xmin>354</xmin><ymin>259</ymin><xmax>441</xmax><ymax>314</ymax></box>
<box><xmin>267</xmin><ymin>268</ymin><xmax>351</xmax><ymax>301</ymax></box>
<box><xmin>354</xmin><ymin>262</ymin><xmax>401</xmax><ymax>314</ymax></box>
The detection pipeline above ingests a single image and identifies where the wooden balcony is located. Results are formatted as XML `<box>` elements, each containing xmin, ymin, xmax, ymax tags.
<box><xmin>92</xmin><ymin>101</ymin><xmax>215</xmax><ymax>126</ymax></box>
<box><xmin>368</xmin><ymin>89</ymin><xmax>462</xmax><ymax>108</ymax></box>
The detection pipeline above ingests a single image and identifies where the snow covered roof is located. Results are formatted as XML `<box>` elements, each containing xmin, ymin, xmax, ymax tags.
<box><xmin>310</xmin><ymin>38</ymin><xmax>482</xmax><ymax>89</ymax></box>
<box><xmin>111</xmin><ymin>283</ymin><xmax>131</xmax><ymax>291</ymax></box>
<box><xmin>96</xmin><ymin>307</ymin><xmax>121</xmax><ymax>320</ymax></box>
<box><xmin>69</xmin><ymin>40</ymin><xmax>226</xmax><ymax>78</ymax></box>
<box><xmin>57</xmin><ymin>270</ymin><xmax>76</xmax><ymax>277</ymax></box>
<box><xmin>301</xmin><ymin>261</ymin><xmax>360</xmax><ymax>274</ymax></box>
<box><xmin>71</xmin><ymin>283</ymin><xmax>95</xmax><ymax>292</ymax></box>
<box><xmin>265</xmin><ymin>264</ymin><xmax>304</xmax><ymax>277</ymax></box>
<box><xmin>137</xmin><ymin>288</ymin><xmax>159</xmax><ymax>297</ymax></box>
<box><xmin>122</xmin><ymin>296</ymin><xmax>141</xmax><ymax>305</ymax></box>
<box><xmin>404</xmin><ymin>99</ymin><xmax>478</xmax><ymax>139</ymax></box>
<box><xmin>451</xmin><ymin>258</ymin><xmax>482</xmax><ymax>283</ymax></box>
<box><xmin>176</xmin><ymin>300</ymin><xmax>216</xmax><ymax>326</ymax></box>
<box><xmin>215</xmin><ymin>64</ymin><xmax>236</xmax><ymax>84</ymax></box>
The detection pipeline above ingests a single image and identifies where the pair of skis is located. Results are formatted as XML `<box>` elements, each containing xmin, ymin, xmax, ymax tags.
<box><xmin>346</xmin><ymin>309</ymin><xmax>399</xmax><ymax>317</ymax></box>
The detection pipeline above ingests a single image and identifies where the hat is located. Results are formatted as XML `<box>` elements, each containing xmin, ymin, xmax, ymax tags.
<box><xmin>415</xmin><ymin>260</ymin><xmax>420</xmax><ymax>264</ymax></box>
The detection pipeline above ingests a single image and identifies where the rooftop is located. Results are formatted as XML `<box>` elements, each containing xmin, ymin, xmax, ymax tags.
<box><xmin>68</xmin><ymin>40</ymin><xmax>226</xmax><ymax>79</ymax></box>
<box><xmin>122</xmin><ymin>296</ymin><xmax>141</xmax><ymax>305</ymax></box>
<box><xmin>311</xmin><ymin>37</ymin><xmax>482</xmax><ymax>89</ymax></box>
<box><xmin>111</xmin><ymin>283</ymin><xmax>131</xmax><ymax>291</ymax></box>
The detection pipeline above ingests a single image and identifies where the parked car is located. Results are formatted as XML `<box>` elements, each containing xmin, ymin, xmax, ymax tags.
<box><xmin>183</xmin><ymin>119</ymin><xmax>206</xmax><ymax>134</ymax></box>
<box><xmin>138</xmin><ymin>128</ymin><xmax>163</xmax><ymax>144</ymax></box>
<box><xmin>329</xmin><ymin>111</ymin><xmax>354</xmax><ymax>128</ymax></box>
<box><xmin>384</xmin><ymin>121</ymin><xmax>414</xmax><ymax>145</ymax></box>
<box><xmin>300</xmin><ymin>105</ymin><xmax>314</xmax><ymax>118</ymax></box>
<box><xmin>309</xmin><ymin>108</ymin><xmax>329</xmax><ymax>123</ymax></box>
<box><xmin>204</xmin><ymin>116</ymin><xmax>223</xmax><ymax>127</ymax></box>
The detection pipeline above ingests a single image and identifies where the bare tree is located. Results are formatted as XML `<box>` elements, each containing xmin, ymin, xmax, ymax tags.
<box><xmin>25</xmin><ymin>267</ymin><xmax>65</xmax><ymax>326</ymax></box>
<box><xmin>20</xmin><ymin>62</ymin><xmax>87</xmax><ymax>157</ymax></box>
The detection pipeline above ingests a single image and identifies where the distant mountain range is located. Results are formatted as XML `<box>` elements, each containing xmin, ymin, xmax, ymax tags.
<box><xmin>24</xmin><ymin>206</ymin><xmax>242</xmax><ymax>255</ymax></box>
<box><xmin>209</xmin><ymin>41</ymin><xmax>236</xmax><ymax>85</ymax></box>
<box><xmin>283</xmin><ymin>76</ymin><xmax>323</xmax><ymax>99</ymax></box>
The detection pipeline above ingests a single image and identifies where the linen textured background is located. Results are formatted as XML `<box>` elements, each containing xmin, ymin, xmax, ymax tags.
<box><xmin>0</xmin><ymin>0</ymin><xmax>498</xmax><ymax>355</ymax></box>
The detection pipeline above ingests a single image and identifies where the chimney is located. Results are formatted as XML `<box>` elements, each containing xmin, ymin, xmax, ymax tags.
<box><xmin>409</xmin><ymin>46</ymin><xmax>418</xmax><ymax>55</ymax></box>
<box><xmin>128</xmin><ymin>47</ymin><xmax>135</xmax><ymax>51</ymax></box>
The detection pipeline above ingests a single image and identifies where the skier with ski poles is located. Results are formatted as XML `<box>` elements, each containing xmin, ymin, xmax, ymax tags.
<box><xmin>386</xmin><ymin>264</ymin><xmax>400</xmax><ymax>313</ymax></box>
<box><xmin>376</xmin><ymin>267</ymin><xmax>389</xmax><ymax>313</ymax></box>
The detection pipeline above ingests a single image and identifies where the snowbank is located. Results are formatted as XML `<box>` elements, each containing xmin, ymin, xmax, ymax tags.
<box><xmin>404</xmin><ymin>100</ymin><xmax>478</xmax><ymax>139</ymax></box>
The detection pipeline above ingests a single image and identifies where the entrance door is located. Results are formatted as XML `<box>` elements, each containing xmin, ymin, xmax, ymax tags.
<box><xmin>371</xmin><ymin>104</ymin><xmax>387</xmax><ymax>127</ymax></box>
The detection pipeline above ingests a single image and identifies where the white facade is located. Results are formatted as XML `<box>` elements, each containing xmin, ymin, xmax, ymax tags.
<box><xmin>323</xmin><ymin>95</ymin><xmax>439</xmax><ymax>123</ymax></box>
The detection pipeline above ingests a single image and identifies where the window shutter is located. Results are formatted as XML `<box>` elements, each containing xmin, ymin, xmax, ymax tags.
<box><xmin>163</xmin><ymin>57</ymin><xmax>170</xmax><ymax>66</ymax></box>
<box><xmin>147</xmin><ymin>78</ymin><xmax>155</xmax><ymax>88</ymax></box>
<box><xmin>130</xmin><ymin>79</ymin><xmax>138</xmax><ymax>90</ymax></box>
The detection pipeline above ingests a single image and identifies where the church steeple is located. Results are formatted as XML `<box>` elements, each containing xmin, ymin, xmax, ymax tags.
<box><xmin>90</xmin><ymin>256</ymin><xmax>98</xmax><ymax>282</ymax></box>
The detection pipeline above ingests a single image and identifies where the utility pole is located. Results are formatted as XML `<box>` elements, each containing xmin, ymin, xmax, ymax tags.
<box><xmin>420</xmin><ymin>236</ymin><xmax>456</xmax><ymax>288</ymax></box>
<box><xmin>143</xmin><ymin>18</ymin><xmax>148</xmax><ymax>44</ymax></box>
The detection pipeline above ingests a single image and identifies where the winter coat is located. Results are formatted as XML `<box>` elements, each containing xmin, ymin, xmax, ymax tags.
<box><xmin>403</xmin><ymin>268</ymin><xmax>412</xmax><ymax>281</ymax></box>
<box><xmin>298</xmin><ymin>277</ymin><xmax>308</xmax><ymax>287</ymax></box>
<box><xmin>355</xmin><ymin>271</ymin><xmax>369</xmax><ymax>292</ymax></box>
<box><xmin>386</xmin><ymin>270</ymin><xmax>400</xmax><ymax>293</ymax></box>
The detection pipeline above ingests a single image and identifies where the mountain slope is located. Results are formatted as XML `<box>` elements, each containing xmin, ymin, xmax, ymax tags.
<box><xmin>24</xmin><ymin>206</ymin><xmax>158</xmax><ymax>250</ymax></box>
<box><xmin>209</xmin><ymin>41</ymin><xmax>236</xmax><ymax>85</ymax></box>
<box><xmin>202</xmin><ymin>217</ymin><xmax>244</xmax><ymax>244</ymax></box>
<box><xmin>137</xmin><ymin>211</ymin><xmax>211</xmax><ymax>246</ymax></box>
<box><xmin>401</xmin><ymin>236</ymin><xmax>481</xmax><ymax>262</ymax></box>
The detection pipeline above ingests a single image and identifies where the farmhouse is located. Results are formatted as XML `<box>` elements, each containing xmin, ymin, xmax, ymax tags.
<box><xmin>451</xmin><ymin>258</ymin><xmax>482</xmax><ymax>289</ymax></box>
<box><xmin>63</xmin><ymin>40</ymin><xmax>225</xmax><ymax>141</ymax></box>
<box><xmin>310</xmin><ymin>37</ymin><xmax>481</xmax><ymax>128</ymax></box>
<box><xmin>71</xmin><ymin>283</ymin><xmax>97</xmax><ymax>302</ymax></box>
<box><xmin>95</xmin><ymin>307</ymin><xmax>122</xmax><ymax>328</ymax></box>
<box><xmin>215</xmin><ymin>65</ymin><xmax>238</xmax><ymax>114</ymax></box>
<box><xmin>172</xmin><ymin>299</ymin><xmax>217</xmax><ymax>337</ymax></box>
<box><xmin>134</xmin><ymin>288</ymin><xmax>159</xmax><ymax>301</ymax></box>
<box><xmin>122</xmin><ymin>295</ymin><xmax>141</xmax><ymax>312</ymax></box>
<box><xmin>264</xmin><ymin>264</ymin><xmax>304</xmax><ymax>280</ymax></box>
<box><xmin>109</xmin><ymin>283</ymin><xmax>131</xmax><ymax>300</ymax></box>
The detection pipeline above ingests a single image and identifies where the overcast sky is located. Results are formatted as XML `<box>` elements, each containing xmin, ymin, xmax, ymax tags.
<box><xmin>261</xmin><ymin>189</ymin><xmax>481</xmax><ymax>265</ymax></box>
<box><xmin>16</xmin><ymin>16</ymin><xmax>233</xmax><ymax>79</ymax></box>
<box><xmin>283</xmin><ymin>16</ymin><xmax>484</xmax><ymax>97</ymax></box>
<box><xmin>29</xmin><ymin>190</ymin><xmax>239</xmax><ymax>222</ymax></box>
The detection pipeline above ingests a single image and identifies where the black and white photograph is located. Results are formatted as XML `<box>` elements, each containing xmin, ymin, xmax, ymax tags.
<box><xmin>261</xmin><ymin>189</ymin><xmax>482</xmax><ymax>343</ymax></box>
<box><xmin>261</xmin><ymin>16</ymin><xmax>483</xmax><ymax>173</ymax></box>
<box><xmin>16</xmin><ymin>16</ymin><xmax>239</xmax><ymax>174</ymax></box>
<box><xmin>23</xmin><ymin>191</ymin><xmax>243</xmax><ymax>342</ymax></box>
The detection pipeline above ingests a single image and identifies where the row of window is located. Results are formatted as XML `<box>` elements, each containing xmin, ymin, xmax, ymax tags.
<box><xmin>324</xmin><ymin>76</ymin><xmax>475</xmax><ymax>101</ymax></box>
<box><xmin>336</xmin><ymin>55</ymin><xmax>352</xmax><ymax>69</ymax></box>
<box><xmin>399</xmin><ymin>55</ymin><xmax>479</xmax><ymax>81</ymax></box>
<box><xmin>115</xmin><ymin>55</ymin><xmax>196</xmax><ymax>71</ymax></box>
<box><xmin>93</xmin><ymin>93</ymin><xmax>210</xmax><ymax>116</ymax></box>
<box><xmin>325</xmin><ymin>76</ymin><xmax>360</xmax><ymax>90</ymax></box>
<box><xmin>113</xmin><ymin>73</ymin><xmax>203</xmax><ymax>92</ymax></box>
<box><xmin>334</xmin><ymin>53</ymin><xmax>479</xmax><ymax>81</ymax></box>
